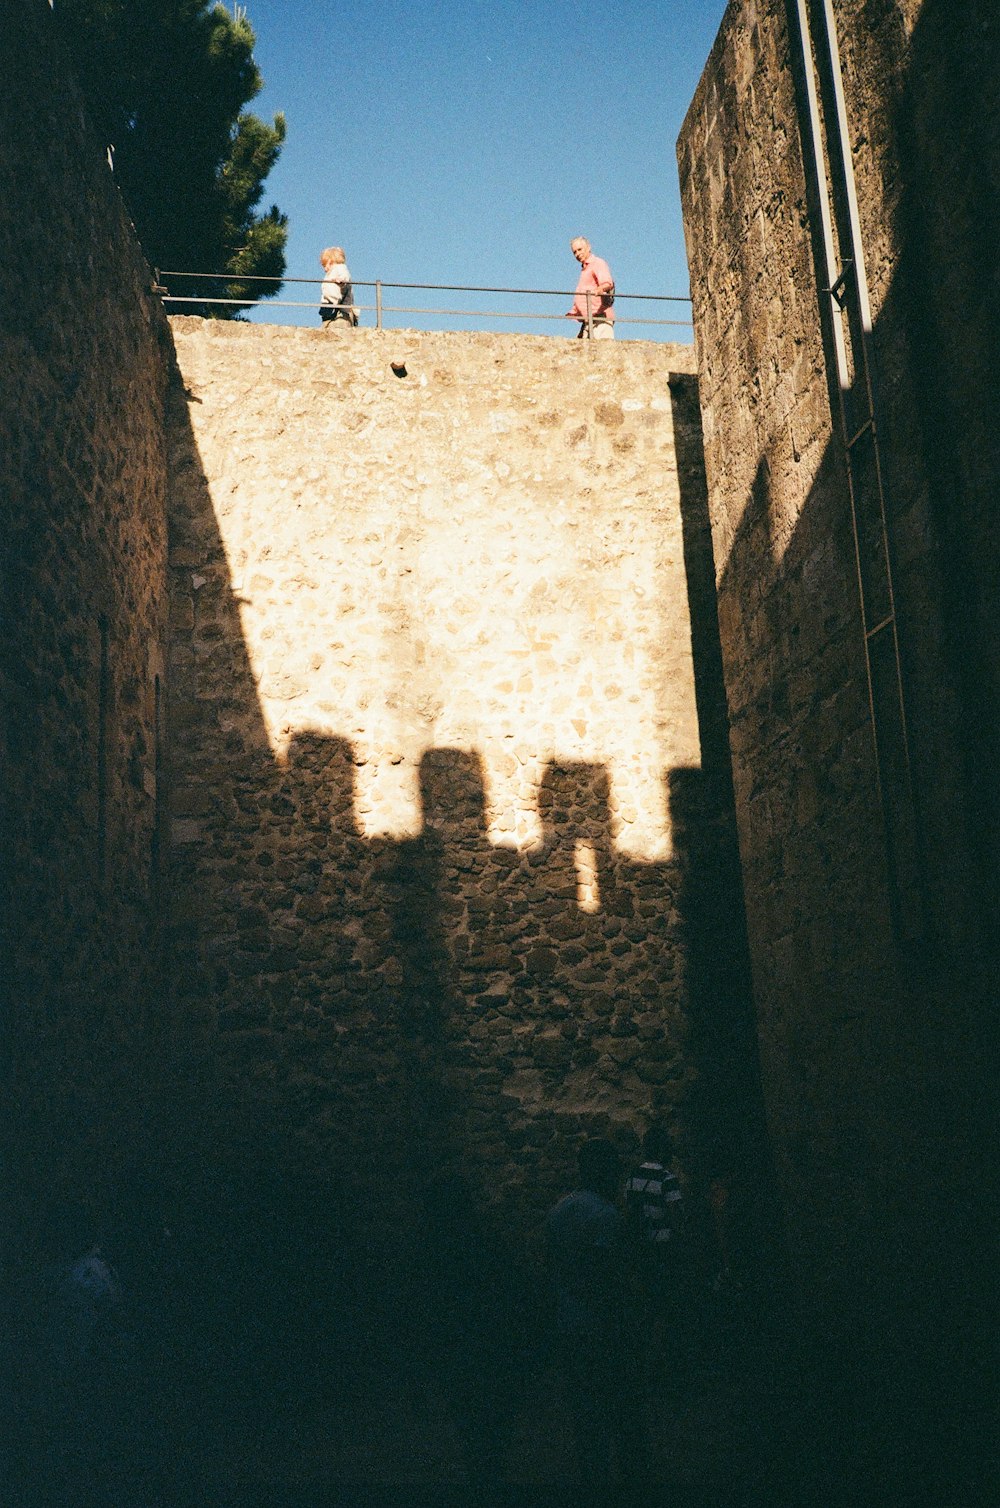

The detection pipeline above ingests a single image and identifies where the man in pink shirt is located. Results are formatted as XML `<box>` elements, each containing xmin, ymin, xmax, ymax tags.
<box><xmin>567</xmin><ymin>237</ymin><xmax>616</xmax><ymax>339</ymax></box>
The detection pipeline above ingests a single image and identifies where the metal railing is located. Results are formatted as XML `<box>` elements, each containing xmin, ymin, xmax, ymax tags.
<box><xmin>156</xmin><ymin>271</ymin><xmax>693</xmax><ymax>335</ymax></box>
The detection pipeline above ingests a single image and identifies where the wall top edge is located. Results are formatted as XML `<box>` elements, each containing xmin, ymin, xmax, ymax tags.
<box><xmin>167</xmin><ymin>316</ymin><xmax>697</xmax><ymax>370</ymax></box>
<box><xmin>675</xmin><ymin>0</ymin><xmax>741</xmax><ymax>160</ymax></box>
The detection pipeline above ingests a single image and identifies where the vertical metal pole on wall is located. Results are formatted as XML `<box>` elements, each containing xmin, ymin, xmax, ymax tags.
<box><xmin>585</xmin><ymin>288</ymin><xmax>593</xmax><ymax>339</ymax></box>
<box><xmin>376</xmin><ymin>280</ymin><xmax>383</xmax><ymax>331</ymax></box>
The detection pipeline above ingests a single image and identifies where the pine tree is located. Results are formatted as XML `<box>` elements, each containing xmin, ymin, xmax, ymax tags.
<box><xmin>55</xmin><ymin>0</ymin><xmax>287</xmax><ymax>315</ymax></box>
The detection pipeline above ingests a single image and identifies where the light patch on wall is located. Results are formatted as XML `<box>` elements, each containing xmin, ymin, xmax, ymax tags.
<box><xmin>574</xmin><ymin>838</ymin><xmax>601</xmax><ymax>913</ymax></box>
<box><xmin>196</xmin><ymin>340</ymin><xmax>702</xmax><ymax>869</ymax></box>
<box><xmin>352</xmin><ymin>756</ymin><xmax>425</xmax><ymax>841</ymax></box>
<box><xmin>244</xmin><ymin>507</ymin><xmax>692</xmax><ymax>862</ymax></box>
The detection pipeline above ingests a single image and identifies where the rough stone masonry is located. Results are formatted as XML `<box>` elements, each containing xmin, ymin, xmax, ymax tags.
<box><xmin>1</xmin><ymin>0</ymin><xmax>172</xmax><ymax>1238</ymax></box>
<box><xmin>165</xmin><ymin>318</ymin><xmax>712</xmax><ymax>1235</ymax></box>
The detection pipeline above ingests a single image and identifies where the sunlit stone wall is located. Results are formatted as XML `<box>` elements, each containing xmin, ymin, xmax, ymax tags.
<box><xmin>166</xmin><ymin>318</ymin><xmax>707</xmax><ymax>1232</ymax></box>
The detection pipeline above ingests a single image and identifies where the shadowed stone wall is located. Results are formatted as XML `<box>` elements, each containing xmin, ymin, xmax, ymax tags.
<box><xmin>678</xmin><ymin>0</ymin><xmax>997</xmax><ymax>1485</ymax></box>
<box><xmin>0</xmin><ymin>0</ymin><xmax>172</xmax><ymax>1255</ymax></box>
<box><xmin>163</xmin><ymin>319</ymin><xmax>741</xmax><ymax>1240</ymax></box>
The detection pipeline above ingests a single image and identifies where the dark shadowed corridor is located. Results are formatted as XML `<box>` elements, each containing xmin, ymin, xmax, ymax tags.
<box><xmin>5</xmin><ymin>1227</ymin><xmax>800</xmax><ymax>1499</ymax></box>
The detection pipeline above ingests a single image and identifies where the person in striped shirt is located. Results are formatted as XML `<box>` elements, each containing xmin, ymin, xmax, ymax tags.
<box><xmin>624</xmin><ymin>1122</ymin><xmax>690</xmax><ymax>1423</ymax></box>
<box><xmin>625</xmin><ymin>1123</ymin><xmax>684</xmax><ymax>1258</ymax></box>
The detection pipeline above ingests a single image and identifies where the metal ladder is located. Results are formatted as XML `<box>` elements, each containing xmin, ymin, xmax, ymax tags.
<box><xmin>790</xmin><ymin>0</ymin><xmax>923</xmax><ymax>943</ymax></box>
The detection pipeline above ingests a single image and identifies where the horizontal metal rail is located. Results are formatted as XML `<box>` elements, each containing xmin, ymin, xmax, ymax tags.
<box><xmin>161</xmin><ymin>295</ymin><xmax>692</xmax><ymax>328</ymax></box>
<box><xmin>159</xmin><ymin>271</ymin><xmax>692</xmax><ymax>303</ymax></box>
<box><xmin>156</xmin><ymin>270</ymin><xmax>693</xmax><ymax>333</ymax></box>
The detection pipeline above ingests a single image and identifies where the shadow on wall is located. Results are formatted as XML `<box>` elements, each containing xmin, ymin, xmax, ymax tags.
<box><xmin>679</xmin><ymin>0</ymin><xmax>999</xmax><ymax>1486</ymax></box>
<box><xmin>705</xmin><ymin>235</ymin><xmax>999</xmax><ymax>1508</ymax></box>
<box><xmin>37</xmin><ymin>352</ymin><xmax>773</xmax><ymax>1487</ymax></box>
<box><xmin>668</xmin><ymin>373</ymin><xmax>777</xmax><ymax>1255</ymax></box>
<box><xmin>878</xmin><ymin>10</ymin><xmax>999</xmax><ymax>1469</ymax></box>
<box><xmin>892</xmin><ymin>0</ymin><xmax>1000</xmax><ymax>914</ymax></box>
<box><xmin>153</xmin><ymin>352</ymin><xmax>770</xmax><ymax>1304</ymax></box>
<box><xmin>0</xmin><ymin>0</ymin><xmax>175</xmax><ymax>1272</ymax></box>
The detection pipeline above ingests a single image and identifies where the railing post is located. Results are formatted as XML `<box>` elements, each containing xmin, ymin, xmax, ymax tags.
<box><xmin>376</xmin><ymin>280</ymin><xmax>383</xmax><ymax>331</ymax></box>
<box><xmin>585</xmin><ymin>287</ymin><xmax>593</xmax><ymax>339</ymax></box>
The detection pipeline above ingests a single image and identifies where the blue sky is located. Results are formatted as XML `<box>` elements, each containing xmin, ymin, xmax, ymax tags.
<box><xmin>243</xmin><ymin>0</ymin><xmax>728</xmax><ymax>338</ymax></box>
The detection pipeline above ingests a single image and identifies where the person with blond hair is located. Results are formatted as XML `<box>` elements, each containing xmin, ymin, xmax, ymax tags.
<box><xmin>318</xmin><ymin>246</ymin><xmax>357</xmax><ymax>327</ymax></box>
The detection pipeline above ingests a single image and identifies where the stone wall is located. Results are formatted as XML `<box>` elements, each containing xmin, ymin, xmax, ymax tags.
<box><xmin>0</xmin><ymin>0</ymin><xmax>172</xmax><ymax>1253</ymax></box>
<box><xmin>164</xmin><ymin>319</ymin><xmax>734</xmax><ymax>1238</ymax></box>
<box><xmin>678</xmin><ymin>0</ymin><xmax>897</xmax><ymax>1288</ymax></box>
<box><xmin>678</xmin><ymin>0</ymin><xmax>997</xmax><ymax>1478</ymax></box>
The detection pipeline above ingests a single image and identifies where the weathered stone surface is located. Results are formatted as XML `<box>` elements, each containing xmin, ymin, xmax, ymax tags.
<box><xmin>165</xmin><ymin>317</ymin><xmax>709</xmax><ymax>1227</ymax></box>
<box><xmin>678</xmin><ymin>0</ymin><xmax>998</xmax><ymax>1424</ymax></box>
<box><xmin>1</xmin><ymin>0</ymin><xmax>170</xmax><ymax>1236</ymax></box>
